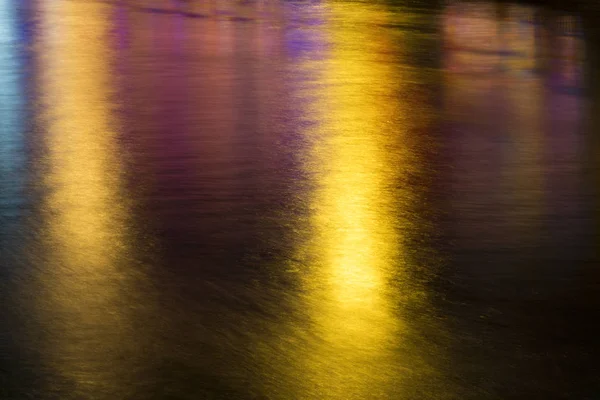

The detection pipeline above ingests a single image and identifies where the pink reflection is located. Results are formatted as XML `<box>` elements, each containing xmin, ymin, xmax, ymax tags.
<box><xmin>442</xmin><ymin>1</ymin><xmax>587</xmax><ymax>264</ymax></box>
<box><xmin>443</xmin><ymin>2</ymin><xmax>583</xmax><ymax>91</ymax></box>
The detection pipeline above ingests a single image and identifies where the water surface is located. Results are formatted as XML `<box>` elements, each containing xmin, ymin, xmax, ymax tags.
<box><xmin>1</xmin><ymin>1</ymin><xmax>598</xmax><ymax>399</ymax></box>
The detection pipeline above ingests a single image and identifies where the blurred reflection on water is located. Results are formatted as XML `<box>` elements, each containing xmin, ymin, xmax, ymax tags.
<box><xmin>1</xmin><ymin>1</ymin><xmax>598</xmax><ymax>399</ymax></box>
<box><xmin>0</xmin><ymin>0</ymin><xmax>25</xmax><ymax>246</ymax></box>
<box><xmin>13</xmin><ymin>2</ymin><xmax>158</xmax><ymax>398</ymax></box>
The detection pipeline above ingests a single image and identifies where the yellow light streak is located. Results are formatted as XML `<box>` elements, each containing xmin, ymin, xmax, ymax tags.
<box><xmin>31</xmin><ymin>2</ymin><xmax>149</xmax><ymax>395</ymax></box>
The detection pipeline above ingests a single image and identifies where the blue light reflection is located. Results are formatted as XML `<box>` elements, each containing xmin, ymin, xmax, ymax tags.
<box><xmin>0</xmin><ymin>0</ymin><xmax>28</xmax><ymax>245</ymax></box>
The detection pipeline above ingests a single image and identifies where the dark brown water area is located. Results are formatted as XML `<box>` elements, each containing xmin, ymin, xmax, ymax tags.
<box><xmin>1</xmin><ymin>1</ymin><xmax>599</xmax><ymax>398</ymax></box>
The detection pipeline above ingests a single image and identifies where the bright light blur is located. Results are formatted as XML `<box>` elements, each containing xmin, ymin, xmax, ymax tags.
<box><xmin>31</xmin><ymin>1</ymin><xmax>145</xmax><ymax>395</ymax></box>
<box><xmin>287</xmin><ymin>3</ymin><xmax>428</xmax><ymax>398</ymax></box>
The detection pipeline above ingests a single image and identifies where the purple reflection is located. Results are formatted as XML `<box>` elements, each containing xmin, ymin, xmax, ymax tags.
<box><xmin>284</xmin><ymin>5</ymin><xmax>327</xmax><ymax>60</ymax></box>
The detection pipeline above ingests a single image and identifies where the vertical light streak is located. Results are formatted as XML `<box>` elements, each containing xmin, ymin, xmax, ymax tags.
<box><xmin>503</xmin><ymin>57</ymin><xmax>546</xmax><ymax>247</ymax></box>
<box><xmin>0</xmin><ymin>0</ymin><xmax>26</xmax><ymax>232</ymax></box>
<box><xmin>31</xmin><ymin>1</ymin><xmax>150</xmax><ymax>396</ymax></box>
<box><xmin>288</xmin><ymin>3</ymin><xmax>428</xmax><ymax>398</ymax></box>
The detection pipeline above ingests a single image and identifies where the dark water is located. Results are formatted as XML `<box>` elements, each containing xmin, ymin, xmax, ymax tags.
<box><xmin>1</xmin><ymin>0</ymin><xmax>599</xmax><ymax>398</ymax></box>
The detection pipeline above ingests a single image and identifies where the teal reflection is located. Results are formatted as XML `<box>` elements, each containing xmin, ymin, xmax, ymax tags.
<box><xmin>0</xmin><ymin>0</ymin><xmax>27</xmax><ymax>242</ymax></box>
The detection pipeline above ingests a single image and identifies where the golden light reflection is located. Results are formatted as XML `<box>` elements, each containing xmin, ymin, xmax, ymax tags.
<box><xmin>31</xmin><ymin>1</ymin><xmax>150</xmax><ymax>395</ymax></box>
<box><xmin>288</xmin><ymin>4</ymin><xmax>428</xmax><ymax>398</ymax></box>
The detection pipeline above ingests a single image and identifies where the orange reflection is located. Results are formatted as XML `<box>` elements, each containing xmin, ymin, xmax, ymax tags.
<box><xmin>32</xmin><ymin>1</ymin><xmax>152</xmax><ymax>396</ymax></box>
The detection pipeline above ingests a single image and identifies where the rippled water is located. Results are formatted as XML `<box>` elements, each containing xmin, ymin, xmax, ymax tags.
<box><xmin>1</xmin><ymin>1</ymin><xmax>599</xmax><ymax>399</ymax></box>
